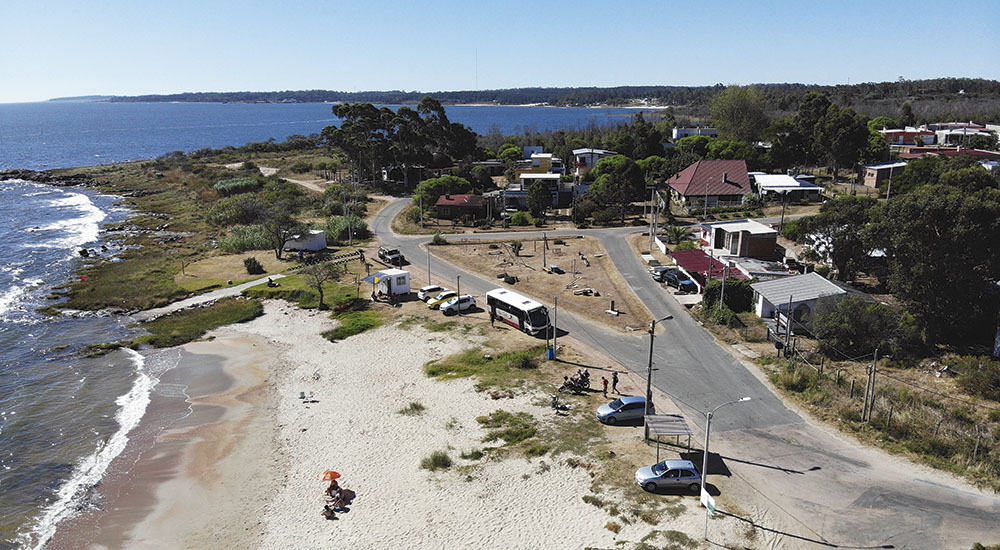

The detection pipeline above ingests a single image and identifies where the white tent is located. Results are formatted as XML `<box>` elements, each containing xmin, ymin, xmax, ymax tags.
<box><xmin>286</xmin><ymin>230</ymin><xmax>327</xmax><ymax>251</ymax></box>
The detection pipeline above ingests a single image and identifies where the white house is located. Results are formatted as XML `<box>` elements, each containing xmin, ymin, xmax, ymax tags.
<box><xmin>751</xmin><ymin>272</ymin><xmax>848</xmax><ymax>331</ymax></box>
<box><xmin>572</xmin><ymin>148</ymin><xmax>617</xmax><ymax>179</ymax></box>
<box><xmin>751</xmin><ymin>174</ymin><xmax>824</xmax><ymax>202</ymax></box>
<box><xmin>285</xmin><ymin>230</ymin><xmax>327</xmax><ymax>251</ymax></box>
<box><xmin>672</xmin><ymin>127</ymin><xmax>719</xmax><ymax>140</ymax></box>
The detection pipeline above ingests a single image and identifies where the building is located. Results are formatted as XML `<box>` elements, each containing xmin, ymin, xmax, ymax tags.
<box><xmin>880</xmin><ymin>127</ymin><xmax>936</xmax><ymax>146</ymax></box>
<box><xmin>672</xmin><ymin>127</ymin><xmax>719</xmax><ymax>140</ymax></box>
<box><xmin>435</xmin><ymin>193</ymin><xmax>486</xmax><ymax>220</ymax></box>
<box><xmin>751</xmin><ymin>272</ymin><xmax>852</xmax><ymax>332</ymax></box>
<box><xmin>510</xmin><ymin>173</ymin><xmax>573</xmax><ymax>208</ymax></box>
<box><xmin>700</xmin><ymin>219</ymin><xmax>778</xmax><ymax>260</ymax></box>
<box><xmin>898</xmin><ymin>146</ymin><xmax>1000</xmax><ymax>161</ymax></box>
<box><xmin>572</xmin><ymin>148</ymin><xmax>617</xmax><ymax>179</ymax></box>
<box><xmin>666</xmin><ymin>159</ymin><xmax>751</xmax><ymax>208</ymax></box>
<box><xmin>515</xmin><ymin>152</ymin><xmax>564</xmax><ymax>178</ymax></box>
<box><xmin>751</xmin><ymin>174</ymin><xmax>824</xmax><ymax>201</ymax></box>
<box><xmin>670</xmin><ymin>249</ymin><xmax>749</xmax><ymax>293</ymax></box>
<box><xmin>935</xmin><ymin>127</ymin><xmax>995</xmax><ymax>146</ymax></box>
<box><xmin>862</xmin><ymin>161</ymin><xmax>907</xmax><ymax>188</ymax></box>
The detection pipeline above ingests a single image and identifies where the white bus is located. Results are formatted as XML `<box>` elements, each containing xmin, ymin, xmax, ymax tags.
<box><xmin>485</xmin><ymin>288</ymin><xmax>550</xmax><ymax>335</ymax></box>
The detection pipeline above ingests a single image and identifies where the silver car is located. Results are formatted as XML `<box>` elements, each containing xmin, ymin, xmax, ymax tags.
<box><xmin>595</xmin><ymin>396</ymin><xmax>653</xmax><ymax>425</ymax></box>
<box><xmin>635</xmin><ymin>459</ymin><xmax>702</xmax><ymax>493</ymax></box>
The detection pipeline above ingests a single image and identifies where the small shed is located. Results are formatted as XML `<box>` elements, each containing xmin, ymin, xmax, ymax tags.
<box><xmin>286</xmin><ymin>230</ymin><xmax>327</xmax><ymax>251</ymax></box>
<box><xmin>364</xmin><ymin>268</ymin><xmax>411</xmax><ymax>299</ymax></box>
<box><xmin>750</xmin><ymin>272</ymin><xmax>853</xmax><ymax>332</ymax></box>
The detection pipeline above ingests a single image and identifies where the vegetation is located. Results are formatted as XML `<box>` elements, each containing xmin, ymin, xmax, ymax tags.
<box><xmin>243</xmin><ymin>257</ymin><xmax>264</xmax><ymax>274</ymax></box>
<box><xmin>134</xmin><ymin>298</ymin><xmax>263</xmax><ymax>348</ymax></box>
<box><xmin>811</xmin><ymin>295</ymin><xmax>921</xmax><ymax>359</ymax></box>
<box><xmin>709</xmin><ymin>85</ymin><xmax>770</xmax><ymax>142</ymax></box>
<box><xmin>477</xmin><ymin>410</ymin><xmax>538</xmax><ymax>446</ymax></box>
<box><xmin>423</xmin><ymin>346</ymin><xmax>544</xmax><ymax>388</ymax></box>
<box><xmin>420</xmin><ymin>450</ymin><xmax>453</xmax><ymax>471</ymax></box>
<box><xmin>398</xmin><ymin>401</ymin><xmax>426</xmax><ymax>416</ymax></box>
<box><xmin>702</xmin><ymin>277</ymin><xmax>754</xmax><ymax>313</ymax></box>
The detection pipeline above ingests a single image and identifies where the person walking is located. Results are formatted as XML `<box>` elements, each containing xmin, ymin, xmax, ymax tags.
<box><xmin>490</xmin><ymin>312</ymin><xmax>496</xmax><ymax>327</ymax></box>
<box><xmin>611</xmin><ymin>371</ymin><xmax>619</xmax><ymax>394</ymax></box>
<box><xmin>601</xmin><ymin>376</ymin><xmax>608</xmax><ymax>397</ymax></box>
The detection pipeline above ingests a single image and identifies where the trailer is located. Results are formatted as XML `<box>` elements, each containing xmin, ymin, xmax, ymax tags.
<box><xmin>364</xmin><ymin>268</ymin><xmax>411</xmax><ymax>301</ymax></box>
<box><xmin>286</xmin><ymin>230</ymin><xmax>327</xmax><ymax>251</ymax></box>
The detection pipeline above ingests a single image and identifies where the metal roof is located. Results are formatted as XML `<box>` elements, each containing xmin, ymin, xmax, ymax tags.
<box><xmin>753</xmin><ymin>174</ymin><xmax>824</xmax><ymax>191</ymax></box>
<box><xmin>519</xmin><ymin>173</ymin><xmax>562</xmax><ymax>180</ymax></box>
<box><xmin>702</xmin><ymin>219</ymin><xmax>776</xmax><ymax>235</ymax></box>
<box><xmin>751</xmin><ymin>272</ymin><xmax>846</xmax><ymax>305</ymax></box>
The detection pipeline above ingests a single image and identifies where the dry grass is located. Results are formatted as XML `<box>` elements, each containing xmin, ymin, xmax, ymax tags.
<box><xmin>431</xmin><ymin>236</ymin><xmax>652</xmax><ymax>332</ymax></box>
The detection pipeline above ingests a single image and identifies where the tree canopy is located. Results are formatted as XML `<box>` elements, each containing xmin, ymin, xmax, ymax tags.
<box><xmin>709</xmin><ymin>85</ymin><xmax>770</xmax><ymax>143</ymax></box>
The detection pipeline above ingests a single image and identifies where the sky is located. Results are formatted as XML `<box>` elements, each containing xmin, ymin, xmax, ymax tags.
<box><xmin>1</xmin><ymin>0</ymin><xmax>998</xmax><ymax>103</ymax></box>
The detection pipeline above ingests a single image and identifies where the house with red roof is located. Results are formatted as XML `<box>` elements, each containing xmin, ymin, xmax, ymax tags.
<box><xmin>435</xmin><ymin>193</ymin><xmax>485</xmax><ymax>220</ymax></box>
<box><xmin>666</xmin><ymin>160</ymin><xmax>751</xmax><ymax>209</ymax></box>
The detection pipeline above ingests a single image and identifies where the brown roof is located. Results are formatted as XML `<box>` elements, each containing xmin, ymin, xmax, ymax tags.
<box><xmin>435</xmin><ymin>194</ymin><xmax>485</xmax><ymax>207</ymax></box>
<box><xmin>667</xmin><ymin>160</ymin><xmax>750</xmax><ymax>197</ymax></box>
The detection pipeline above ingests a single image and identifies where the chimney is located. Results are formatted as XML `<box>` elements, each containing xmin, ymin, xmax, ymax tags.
<box><xmin>445</xmin><ymin>194</ymin><xmax>451</xmax><ymax>200</ymax></box>
<box><xmin>723</xmin><ymin>172</ymin><xmax>728</xmax><ymax>183</ymax></box>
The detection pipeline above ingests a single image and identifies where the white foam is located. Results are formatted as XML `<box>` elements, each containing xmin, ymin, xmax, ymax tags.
<box><xmin>0</xmin><ymin>267</ymin><xmax>28</xmax><ymax>318</ymax></box>
<box><xmin>29</xmin><ymin>191</ymin><xmax>107</xmax><ymax>250</ymax></box>
<box><xmin>22</xmin><ymin>349</ymin><xmax>155</xmax><ymax>550</ymax></box>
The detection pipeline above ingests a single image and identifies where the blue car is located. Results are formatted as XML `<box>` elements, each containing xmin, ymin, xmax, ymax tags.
<box><xmin>596</xmin><ymin>395</ymin><xmax>653</xmax><ymax>425</ymax></box>
<box><xmin>662</xmin><ymin>270</ymin><xmax>698</xmax><ymax>293</ymax></box>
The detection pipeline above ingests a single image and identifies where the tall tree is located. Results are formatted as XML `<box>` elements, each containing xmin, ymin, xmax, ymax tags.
<box><xmin>709</xmin><ymin>85</ymin><xmax>770</xmax><ymax>143</ymax></box>
<box><xmin>301</xmin><ymin>261</ymin><xmax>339</xmax><ymax>310</ymax></box>
<box><xmin>526</xmin><ymin>180</ymin><xmax>551</xmax><ymax>218</ymax></box>
<box><xmin>261</xmin><ymin>202</ymin><xmax>304</xmax><ymax>260</ymax></box>
<box><xmin>587</xmin><ymin>154</ymin><xmax>645</xmax><ymax>225</ymax></box>
<box><xmin>812</xmin><ymin>105</ymin><xmax>869</xmax><ymax>177</ymax></box>
<box><xmin>802</xmin><ymin>195</ymin><xmax>878</xmax><ymax>281</ymax></box>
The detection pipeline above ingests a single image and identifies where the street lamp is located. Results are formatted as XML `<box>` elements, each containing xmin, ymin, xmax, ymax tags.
<box><xmin>701</xmin><ymin>396</ymin><xmax>751</xmax><ymax>540</ymax></box>
<box><xmin>643</xmin><ymin>315</ymin><xmax>673</xmax><ymax>440</ymax></box>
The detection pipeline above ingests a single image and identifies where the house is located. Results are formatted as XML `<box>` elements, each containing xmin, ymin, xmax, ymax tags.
<box><xmin>751</xmin><ymin>174</ymin><xmax>824</xmax><ymax>201</ymax></box>
<box><xmin>470</xmin><ymin>159</ymin><xmax>505</xmax><ymax>177</ymax></box>
<box><xmin>751</xmin><ymin>272</ymin><xmax>853</xmax><ymax>332</ymax></box>
<box><xmin>435</xmin><ymin>194</ymin><xmax>486</xmax><ymax>220</ymax></box>
<box><xmin>285</xmin><ymin>229</ymin><xmax>327</xmax><ymax>251</ymax></box>
<box><xmin>935</xmin><ymin>127</ymin><xmax>995</xmax><ymax>146</ymax></box>
<box><xmin>862</xmin><ymin>161</ymin><xmax>908</xmax><ymax>188</ymax></box>
<box><xmin>666</xmin><ymin>160</ymin><xmax>751</xmax><ymax>208</ymax></box>
<box><xmin>700</xmin><ymin>219</ymin><xmax>778</xmax><ymax>260</ymax></box>
<box><xmin>572</xmin><ymin>148</ymin><xmax>617</xmax><ymax>179</ymax></box>
<box><xmin>672</xmin><ymin>127</ymin><xmax>719</xmax><ymax>140</ymax></box>
<box><xmin>515</xmin><ymin>152</ymin><xmax>564</xmax><ymax>178</ymax></box>
<box><xmin>514</xmin><ymin>173</ymin><xmax>572</xmax><ymax>208</ymax></box>
<box><xmin>670</xmin><ymin>249</ymin><xmax>749</xmax><ymax>293</ymax></box>
<box><xmin>898</xmin><ymin>146</ymin><xmax>1000</xmax><ymax>161</ymax></box>
<box><xmin>880</xmin><ymin>127</ymin><xmax>936</xmax><ymax>146</ymax></box>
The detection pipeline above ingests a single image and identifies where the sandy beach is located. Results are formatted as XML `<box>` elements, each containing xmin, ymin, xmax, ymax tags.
<box><xmin>48</xmin><ymin>299</ymin><xmax>758</xmax><ymax>549</ymax></box>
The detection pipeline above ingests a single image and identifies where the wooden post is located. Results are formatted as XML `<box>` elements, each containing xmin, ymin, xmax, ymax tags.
<box><xmin>974</xmin><ymin>433</ymin><xmax>981</xmax><ymax>460</ymax></box>
<box><xmin>886</xmin><ymin>404</ymin><xmax>894</xmax><ymax>430</ymax></box>
<box><xmin>836</xmin><ymin>369</ymin><xmax>842</xmax><ymax>385</ymax></box>
<box><xmin>850</xmin><ymin>379</ymin><xmax>855</xmax><ymax>399</ymax></box>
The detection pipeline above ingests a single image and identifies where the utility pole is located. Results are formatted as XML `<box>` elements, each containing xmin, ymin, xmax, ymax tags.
<box><xmin>644</xmin><ymin>315</ymin><xmax>672</xmax><ymax>440</ymax></box>
<box><xmin>701</xmin><ymin>397</ymin><xmax>751</xmax><ymax>541</ymax></box>
<box><xmin>456</xmin><ymin>275</ymin><xmax>461</xmax><ymax>316</ymax></box>
<box><xmin>719</xmin><ymin>265</ymin><xmax>728</xmax><ymax>309</ymax></box>
<box><xmin>542</xmin><ymin>233</ymin><xmax>547</xmax><ymax>270</ymax></box>
<box><xmin>427</xmin><ymin>246</ymin><xmax>431</xmax><ymax>285</ymax></box>
<box><xmin>783</xmin><ymin>294</ymin><xmax>794</xmax><ymax>356</ymax></box>
<box><xmin>864</xmin><ymin>348</ymin><xmax>880</xmax><ymax>422</ymax></box>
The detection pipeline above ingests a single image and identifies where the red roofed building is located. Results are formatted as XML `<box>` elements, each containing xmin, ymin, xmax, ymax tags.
<box><xmin>898</xmin><ymin>146</ymin><xmax>1000</xmax><ymax>161</ymax></box>
<box><xmin>667</xmin><ymin>160</ymin><xmax>751</xmax><ymax>209</ymax></box>
<box><xmin>435</xmin><ymin>194</ymin><xmax>486</xmax><ymax>220</ymax></box>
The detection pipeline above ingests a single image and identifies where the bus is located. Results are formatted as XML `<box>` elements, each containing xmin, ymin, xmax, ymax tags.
<box><xmin>485</xmin><ymin>288</ymin><xmax>550</xmax><ymax>335</ymax></box>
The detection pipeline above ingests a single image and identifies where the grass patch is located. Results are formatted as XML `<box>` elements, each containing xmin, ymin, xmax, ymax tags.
<box><xmin>81</xmin><ymin>341</ymin><xmax>125</xmax><ymax>357</ymax></box>
<box><xmin>605</xmin><ymin>521</ymin><xmax>621</xmax><ymax>534</ymax></box>
<box><xmin>460</xmin><ymin>449</ymin><xmax>484</xmax><ymax>460</ymax></box>
<box><xmin>424</xmin><ymin>346</ymin><xmax>545</xmax><ymax>388</ymax></box>
<box><xmin>477</xmin><ymin>410</ymin><xmax>538</xmax><ymax>446</ymax></box>
<box><xmin>323</xmin><ymin>309</ymin><xmax>383</xmax><ymax>341</ymax></box>
<box><xmin>398</xmin><ymin>401</ymin><xmax>426</xmax><ymax>416</ymax></box>
<box><xmin>134</xmin><ymin>297</ymin><xmax>263</xmax><ymax>348</ymax></box>
<box><xmin>420</xmin><ymin>450</ymin><xmax>453</xmax><ymax>471</ymax></box>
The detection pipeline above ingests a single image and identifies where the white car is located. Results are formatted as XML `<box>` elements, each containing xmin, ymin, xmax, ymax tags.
<box><xmin>418</xmin><ymin>285</ymin><xmax>447</xmax><ymax>302</ymax></box>
<box><xmin>440</xmin><ymin>295</ymin><xmax>476</xmax><ymax>315</ymax></box>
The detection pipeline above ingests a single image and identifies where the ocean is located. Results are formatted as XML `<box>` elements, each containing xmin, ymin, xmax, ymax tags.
<box><xmin>0</xmin><ymin>101</ymin><xmax>652</xmax><ymax>171</ymax></box>
<box><xmin>0</xmin><ymin>101</ymin><xmax>645</xmax><ymax>548</ymax></box>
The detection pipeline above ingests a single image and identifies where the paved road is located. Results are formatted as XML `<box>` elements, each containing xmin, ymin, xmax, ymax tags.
<box><xmin>371</xmin><ymin>198</ymin><xmax>1000</xmax><ymax>549</ymax></box>
<box><xmin>133</xmin><ymin>274</ymin><xmax>285</xmax><ymax>321</ymax></box>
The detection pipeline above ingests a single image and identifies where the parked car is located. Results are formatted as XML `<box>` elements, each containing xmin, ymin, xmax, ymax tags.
<box><xmin>418</xmin><ymin>285</ymin><xmax>447</xmax><ymax>302</ymax></box>
<box><xmin>440</xmin><ymin>294</ymin><xmax>476</xmax><ymax>315</ymax></box>
<box><xmin>650</xmin><ymin>266</ymin><xmax>675</xmax><ymax>282</ymax></box>
<box><xmin>596</xmin><ymin>395</ymin><xmax>653</xmax><ymax>425</ymax></box>
<box><xmin>378</xmin><ymin>246</ymin><xmax>403</xmax><ymax>265</ymax></box>
<box><xmin>635</xmin><ymin>459</ymin><xmax>702</xmax><ymax>493</ymax></box>
<box><xmin>426</xmin><ymin>290</ymin><xmax>458</xmax><ymax>309</ymax></box>
<box><xmin>662</xmin><ymin>270</ymin><xmax>698</xmax><ymax>293</ymax></box>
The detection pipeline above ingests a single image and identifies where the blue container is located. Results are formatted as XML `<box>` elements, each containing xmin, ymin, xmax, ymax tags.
<box><xmin>547</xmin><ymin>348</ymin><xmax>555</xmax><ymax>360</ymax></box>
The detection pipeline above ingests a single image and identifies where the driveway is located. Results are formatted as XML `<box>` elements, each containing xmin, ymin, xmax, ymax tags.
<box><xmin>370</xmin><ymin>198</ymin><xmax>1000</xmax><ymax>549</ymax></box>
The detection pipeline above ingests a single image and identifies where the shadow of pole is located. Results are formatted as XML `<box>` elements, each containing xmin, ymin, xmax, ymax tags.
<box><xmin>710</xmin><ymin>509</ymin><xmax>894</xmax><ymax>549</ymax></box>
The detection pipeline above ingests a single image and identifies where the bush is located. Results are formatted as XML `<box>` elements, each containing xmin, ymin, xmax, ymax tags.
<box><xmin>289</xmin><ymin>161</ymin><xmax>312</xmax><ymax>173</ymax></box>
<box><xmin>954</xmin><ymin>356</ymin><xmax>1000</xmax><ymax>401</ymax></box>
<box><xmin>136</xmin><ymin>298</ymin><xmax>263</xmax><ymax>348</ymax></box>
<box><xmin>812</xmin><ymin>295</ymin><xmax>921</xmax><ymax>359</ymax></box>
<box><xmin>218</xmin><ymin>224</ymin><xmax>271</xmax><ymax>253</ymax></box>
<box><xmin>243</xmin><ymin>257</ymin><xmax>264</xmax><ymax>275</ymax></box>
<box><xmin>398</xmin><ymin>401</ymin><xmax>426</xmax><ymax>416</ymax></box>
<box><xmin>214</xmin><ymin>177</ymin><xmax>263</xmax><ymax>196</ymax></box>
<box><xmin>781</xmin><ymin>218</ymin><xmax>805</xmax><ymax>242</ymax></box>
<box><xmin>477</xmin><ymin>410</ymin><xmax>537</xmax><ymax>445</ymax></box>
<box><xmin>709</xmin><ymin>303</ymin><xmax>738</xmax><ymax>327</ymax></box>
<box><xmin>207</xmin><ymin>193</ymin><xmax>266</xmax><ymax>226</ymax></box>
<box><xmin>510</xmin><ymin>211</ymin><xmax>532</xmax><ymax>226</ymax></box>
<box><xmin>487</xmin><ymin>243</ymin><xmax>499</xmax><ymax>249</ymax></box>
<box><xmin>552</xmin><ymin>238</ymin><xmax>565</xmax><ymax>245</ymax></box>
<box><xmin>420</xmin><ymin>450</ymin><xmax>453</xmax><ymax>471</ymax></box>
<box><xmin>430</xmin><ymin>232</ymin><xmax>447</xmax><ymax>245</ymax></box>
<box><xmin>674</xmin><ymin>240</ymin><xmax>697</xmax><ymax>251</ymax></box>
<box><xmin>533</xmin><ymin>217</ymin><xmax>545</xmax><ymax>227</ymax></box>
<box><xmin>703</xmin><ymin>278</ymin><xmax>754</xmax><ymax>312</ymax></box>
<box><xmin>592</xmin><ymin>207</ymin><xmax>621</xmax><ymax>226</ymax></box>
<box><xmin>404</xmin><ymin>205</ymin><xmax>423</xmax><ymax>223</ymax></box>
<box><xmin>325</xmin><ymin>215</ymin><xmax>370</xmax><ymax>242</ymax></box>
<box><xmin>814</xmin><ymin>264</ymin><xmax>831</xmax><ymax>277</ymax></box>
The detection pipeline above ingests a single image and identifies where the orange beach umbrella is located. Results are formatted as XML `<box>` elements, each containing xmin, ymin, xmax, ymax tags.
<box><xmin>318</xmin><ymin>470</ymin><xmax>341</xmax><ymax>481</ymax></box>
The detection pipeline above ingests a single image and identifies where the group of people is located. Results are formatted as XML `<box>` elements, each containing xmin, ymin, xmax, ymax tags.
<box><xmin>322</xmin><ymin>480</ymin><xmax>347</xmax><ymax>520</ymax></box>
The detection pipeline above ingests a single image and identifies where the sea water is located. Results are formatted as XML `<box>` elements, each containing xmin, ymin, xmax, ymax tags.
<box><xmin>0</xmin><ymin>180</ymin><xmax>175</xmax><ymax>549</ymax></box>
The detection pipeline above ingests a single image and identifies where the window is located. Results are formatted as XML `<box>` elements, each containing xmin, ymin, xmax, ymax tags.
<box><xmin>665</xmin><ymin>469</ymin><xmax>681</xmax><ymax>478</ymax></box>
<box><xmin>396</xmin><ymin>276</ymin><xmax>406</xmax><ymax>286</ymax></box>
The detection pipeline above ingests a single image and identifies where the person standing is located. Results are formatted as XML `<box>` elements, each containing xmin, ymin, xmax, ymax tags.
<box><xmin>601</xmin><ymin>376</ymin><xmax>609</xmax><ymax>397</ymax></box>
<box><xmin>611</xmin><ymin>371</ymin><xmax>619</xmax><ymax>394</ymax></box>
<box><xmin>490</xmin><ymin>311</ymin><xmax>496</xmax><ymax>327</ymax></box>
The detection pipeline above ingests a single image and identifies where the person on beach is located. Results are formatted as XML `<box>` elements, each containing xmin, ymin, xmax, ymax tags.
<box><xmin>611</xmin><ymin>371</ymin><xmax>619</xmax><ymax>393</ymax></box>
<box><xmin>601</xmin><ymin>376</ymin><xmax>608</xmax><ymax>397</ymax></box>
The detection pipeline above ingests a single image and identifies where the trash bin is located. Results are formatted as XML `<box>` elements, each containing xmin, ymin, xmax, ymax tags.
<box><xmin>547</xmin><ymin>348</ymin><xmax>555</xmax><ymax>360</ymax></box>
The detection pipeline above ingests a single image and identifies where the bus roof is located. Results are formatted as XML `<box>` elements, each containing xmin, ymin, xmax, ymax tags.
<box><xmin>486</xmin><ymin>288</ymin><xmax>546</xmax><ymax>311</ymax></box>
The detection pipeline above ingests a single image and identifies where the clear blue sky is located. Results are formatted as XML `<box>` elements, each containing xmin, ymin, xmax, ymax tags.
<box><xmin>1</xmin><ymin>0</ymin><xmax>998</xmax><ymax>103</ymax></box>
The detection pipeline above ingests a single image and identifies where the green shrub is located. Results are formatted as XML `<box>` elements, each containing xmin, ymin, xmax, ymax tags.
<box><xmin>243</xmin><ymin>257</ymin><xmax>264</xmax><ymax>275</ymax></box>
<box><xmin>552</xmin><ymin>239</ymin><xmax>565</xmax><ymax>245</ymax></box>
<box><xmin>533</xmin><ymin>217</ymin><xmax>545</xmax><ymax>227</ymax></box>
<box><xmin>510</xmin><ymin>211</ymin><xmax>531</xmax><ymax>226</ymax></box>
<box><xmin>323</xmin><ymin>309</ymin><xmax>382</xmax><ymax>341</ymax></box>
<box><xmin>218</xmin><ymin>224</ymin><xmax>270</xmax><ymax>253</ymax></box>
<box><xmin>674</xmin><ymin>240</ymin><xmax>697</xmax><ymax>251</ymax></box>
<box><xmin>592</xmin><ymin>207</ymin><xmax>621</xmax><ymax>226</ymax></box>
<box><xmin>771</xmin><ymin>364</ymin><xmax>819</xmax><ymax>393</ymax></box>
<box><xmin>814</xmin><ymin>264</ymin><xmax>831</xmax><ymax>277</ymax></box>
<box><xmin>477</xmin><ymin>410</ymin><xmax>537</xmax><ymax>445</ymax></box>
<box><xmin>325</xmin><ymin>215</ymin><xmax>370</xmax><ymax>242</ymax></box>
<box><xmin>207</xmin><ymin>193</ymin><xmax>266</xmax><ymax>226</ymax></box>
<box><xmin>289</xmin><ymin>161</ymin><xmax>312</xmax><ymax>173</ymax></box>
<box><xmin>420</xmin><ymin>450</ymin><xmax>453</xmax><ymax>471</ymax></box>
<box><xmin>398</xmin><ymin>401</ymin><xmax>426</xmax><ymax>416</ymax></box>
<box><xmin>488</xmin><ymin>243</ymin><xmax>499</xmax><ymax>249</ymax></box>
<box><xmin>460</xmin><ymin>449</ymin><xmax>484</xmax><ymax>460</ymax></box>
<box><xmin>703</xmin><ymin>278</ymin><xmax>754</xmax><ymax>312</ymax></box>
<box><xmin>430</xmin><ymin>232</ymin><xmax>447</xmax><ymax>245</ymax></box>
<box><xmin>214</xmin><ymin>177</ymin><xmax>263</xmax><ymax>196</ymax></box>
<box><xmin>136</xmin><ymin>298</ymin><xmax>263</xmax><ymax>348</ymax></box>
<box><xmin>781</xmin><ymin>218</ymin><xmax>805</xmax><ymax>242</ymax></box>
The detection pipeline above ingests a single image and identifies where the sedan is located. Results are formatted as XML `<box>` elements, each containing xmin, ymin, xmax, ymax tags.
<box><xmin>440</xmin><ymin>295</ymin><xmax>476</xmax><ymax>315</ymax></box>
<box><xmin>596</xmin><ymin>395</ymin><xmax>653</xmax><ymax>425</ymax></box>
<box><xmin>662</xmin><ymin>271</ymin><xmax>698</xmax><ymax>293</ymax></box>
<box><xmin>635</xmin><ymin>459</ymin><xmax>702</xmax><ymax>493</ymax></box>
<box><xmin>418</xmin><ymin>285</ymin><xmax>447</xmax><ymax>302</ymax></box>
<box><xmin>426</xmin><ymin>290</ymin><xmax>458</xmax><ymax>310</ymax></box>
